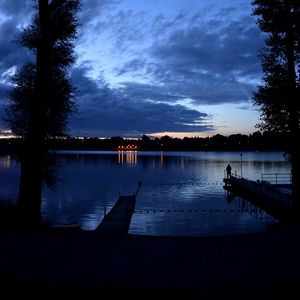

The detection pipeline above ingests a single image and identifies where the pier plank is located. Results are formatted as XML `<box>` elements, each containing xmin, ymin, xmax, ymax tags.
<box><xmin>96</xmin><ymin>195</ymin><xmax>136</xmax><ymax>234</ymax></box>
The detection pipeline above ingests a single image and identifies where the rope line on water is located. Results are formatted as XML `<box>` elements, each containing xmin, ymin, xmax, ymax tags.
<box><xmin>131</xmin><ymin>206</ymin><xmax>277</xmax><ymax>225</ymax></box>
<box><xmin>143</xmin><ymin>182</ymin><xmax>224</xmax><ymax>186</ymax></box>
<box><xmin>133</xmin><ymin>208</ymin><xmax>267</xmax><ymax>214</ymax></box>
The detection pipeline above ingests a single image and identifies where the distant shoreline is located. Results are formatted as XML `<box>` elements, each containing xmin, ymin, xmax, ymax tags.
<box><xmin>0</xmin><ymin>133</ymin><xmax>291</xmax><ymax>153</ymax></box>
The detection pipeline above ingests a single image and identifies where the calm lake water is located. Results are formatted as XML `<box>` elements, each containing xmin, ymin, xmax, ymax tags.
<box><xmin>0</xmin><ymin>151</ymin><xmax>290</xmax><ymax>236</ymax></box>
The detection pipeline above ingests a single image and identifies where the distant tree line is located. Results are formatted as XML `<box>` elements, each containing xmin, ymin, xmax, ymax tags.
<box><xmin>0</xmin><ymin>131</ymin><xmax>292</xmax><ymax>152</ymax></box>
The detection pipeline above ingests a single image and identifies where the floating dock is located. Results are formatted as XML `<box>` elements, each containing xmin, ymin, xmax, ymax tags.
<box><xmin>223</xmin><ymin>174</ymin><xmax>293</xmax><ymax>221</ymax></box>
<box><xmin>96</xmin><ymin>195</ymin><xmax>137</xmax><ymax>234</ymax></box>
<box><xmin>96</xmin><ymin>182</ymin><xmax>141</xmax><ymax>234</ymax></box>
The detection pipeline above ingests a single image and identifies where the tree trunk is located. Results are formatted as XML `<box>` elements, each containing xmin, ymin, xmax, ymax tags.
<box><xmin>16</xmin><ymin>142</ymin><xmax>43</xmax><ymax>227</ymax></box>
<box><xmin>16</xmin><ymin>0</ymin><xmax>50</xmax><ymax>227</ymax></box>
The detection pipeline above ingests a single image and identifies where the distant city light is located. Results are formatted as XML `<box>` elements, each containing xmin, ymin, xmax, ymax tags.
<box><xmin>0</xmin><ymin>130</ymin><xmax>16</xmax><ymax>139</ymax></box>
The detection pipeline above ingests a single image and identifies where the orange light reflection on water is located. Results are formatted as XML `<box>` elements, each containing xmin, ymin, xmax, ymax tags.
<box><xmin>118</xmin><ymin>151</ymin><xmax>137</xmax><ymax>165</ymax></box>
<box><xmin>0</xmin><ymin>155</ymin><xmax>11</xmax><ymax>168</ymax></box>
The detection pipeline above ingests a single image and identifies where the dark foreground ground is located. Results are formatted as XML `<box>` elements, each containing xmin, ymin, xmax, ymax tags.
<box><xmin>1</xmin><ymin>224</ymin><xmax>300</xmax><ymax>299</ymax></box>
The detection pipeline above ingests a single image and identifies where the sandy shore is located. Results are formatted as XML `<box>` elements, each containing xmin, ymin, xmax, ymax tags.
<box><xmin>1</xmin><ymin>224</ymin><xmax>300</xmax><ymax>298</ymax></box>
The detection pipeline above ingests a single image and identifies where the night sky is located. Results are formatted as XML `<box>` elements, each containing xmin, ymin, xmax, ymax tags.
<box><xmin>0</xmin><ymin>0</ymin><xmax>264</xmax><ymax>138</ymax></box>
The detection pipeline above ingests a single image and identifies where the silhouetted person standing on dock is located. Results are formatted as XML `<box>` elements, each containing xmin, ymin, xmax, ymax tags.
<box><xmin>226</xmin><ymin>164</ymin><xmax>232</xmax><ymax>178</ymax></box>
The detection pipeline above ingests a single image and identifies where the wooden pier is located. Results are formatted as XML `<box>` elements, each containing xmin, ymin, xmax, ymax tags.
<box><xmin>96</xmin><ymin>182</ymin><xmax>141</xmax><ymax>234</ymax></box>
<box><xmin>223</xmin><ymin>174</ymin><xmax>293</xmax><ymax>222</ymax></box>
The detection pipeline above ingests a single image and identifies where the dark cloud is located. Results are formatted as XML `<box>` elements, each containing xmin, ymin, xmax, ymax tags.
<box><xmin>0</xmin><ymin>19</ymin><xmax>32</xmax><ymax>73</ymax></box>
<box><xmin>116</xmin><ymin>14</ymin><xmax>263</xmax><ymax>106</ymax></box>
<box><xmin>78</xmin><ymin>0</ymin><xmax>122</xmax><ymax>44</ymax></box>
<box><xmin>0</xmin><ymin>0</ymin><xmax>32</xmax><ymax>19</ymax></box>
<box><xmin>69</xmin><ymin>66</ymin><xmax>214</xmax><ymax>137</ymax></box>
<box><xmin>215</xmin><ymin>6</ymin><xmax>238</xmax><ymax>17</ymax></box>
<box><xmin>0</xmin><ymin>0</ymin><xmax>33</xmax><ymax>75</ymax></box>
<box><xmin>79</xmin><ymin>0</ymin><xmax>120</xmax><ymax>24</ymax></box>
<box><xmin>0</xmin><ymin>83</ymin><xmax>10</xmax><ymax>127</ymax></box>
<box><xmin>0</xmin><ymin>1</ymin><xmax>262</xmax><ymax>136</ymax></box>
<box><xmin>118</xmin><ymin>81</ymin><xmax>183</xmax><ymax>102</ymax></box>
<box><xmin>86</xmin><ymin>9</ymin><xmax>149</xmax><ymax>53</ymax></box>
<box><xmin>0</xmin><ymin>0</ymin><xmax>34</xmax><ymax>128</ymax></box>
<box><xmin>153</xmin><ymin>17</ymin><xmax>262</xmax><ymax>77</ymax></box>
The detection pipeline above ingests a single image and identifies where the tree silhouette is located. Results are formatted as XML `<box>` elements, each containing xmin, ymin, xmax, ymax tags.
<box><xmin>6</xmin><ymin>0</ymin><xmax>80</xmax><ymax>226</ymax></box>
<box><xmin>252</xmin><ymin>0</ymin><xmax>300</xmax><ymax>211</ymax></box>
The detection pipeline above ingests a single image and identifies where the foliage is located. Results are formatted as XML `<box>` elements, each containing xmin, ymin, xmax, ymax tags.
<box><xmin>7</xmin><ymin>63</ymin><xmax>76</xmax><ymax>138</ymax></box>
<box><xmin>252</xmin><ymin>0</ymin><xmax>300</xmax><ymax>133</ymax></box>
<box><xmin>6</xmin><ymin>0</ymin><xmax>80</xmax><ymax>139</ymax></box>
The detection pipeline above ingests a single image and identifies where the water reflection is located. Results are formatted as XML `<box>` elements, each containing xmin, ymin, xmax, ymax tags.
<box><xmin>228</xmin><ymin>196</ymin><xmax>277</xmax><ymax>225</ymax></box>
<box><xmin>0</xmin><ymin>155</ymin><xmax>11</xmax><ymax>168</ymax></box>
<box><xmin>0</xmin><ymin>151</ymin><xmax>290</xmax><ymax>235</ymax></box>
<box><xmin>118</xmin><ymin>151</ymin><xmax>137</xmax><ymax>165</ymax></box>
<box><xmin>0</xmin><ymin>154</ymin><xmax>18</xmax><ymax>201</ymax></box>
